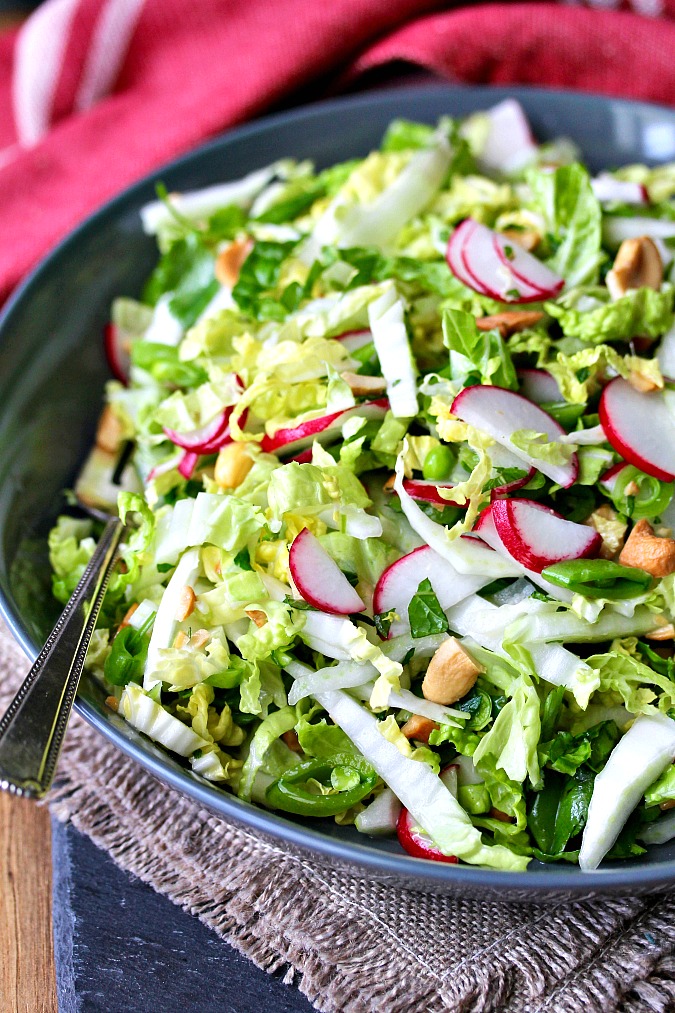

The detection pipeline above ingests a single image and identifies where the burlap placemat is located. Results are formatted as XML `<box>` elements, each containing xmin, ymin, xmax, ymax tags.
<box><xmin>2</xmin><ymin>619</ymin><xmax>675</xmax><ymax>1012</ymax></box>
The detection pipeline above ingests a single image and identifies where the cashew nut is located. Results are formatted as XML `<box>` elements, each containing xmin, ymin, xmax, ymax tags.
<box><xmin>422</xmin><ymin>638</ymin><xmax>485</xmax><ymax>706</ymax></box>
<box><xmin>95</xmin><ymin>404</ymin><xmax>124</xmax><ymax>454</ymax></box>
<box><xmin>340</xmin><ymin>372</ymin><xmax>387</xmax><ymax>397</ymax></box>
<box><xmin>214</xmin><ymin>441</ymin><xmax>254</xmax><ymax>489</ymax></box>
<box><xmin>282</xmin><ymin>730</ymin><xmax>302</xmax><ymax>753</ymax></box>
<box><xmin>619</xmin><ymin>518</ymin><xmax>675</xmax><ymax>577</ymax></box>
<box><xmin>501</xmin><ymin>228</ymin><xmax>541</xmax><ymax>252</ymax></box>
<box><xmin>245</xmin><ymin>608</ymin><xmax>268</xmax><ymax>628</ymax></box>
<box><xmin>476</xmin><ymin>310</ymin><xmax>545</xmax><ymax>338</ymax></box>
<box><xmin>175</xmin><ymin>585</ymin><xmax>196</xmax><ymax>622</ymax></box>
<box><xmin>215</xmin><ymin>236</ymin><xmax>253</xmax><ymax>288</ymax></box>
<box><xmin>400</xmin><ymin>714</ymin><xmax>439</xmax><ymax>743</ymax></box>
<box><xmin>584</xmin><ymin>504</ymin><xmax>627</xmax><ymax>560</ymax></box>
<box><xmin>606</xmin><ymin>236</ymin><xmax>663</xmax><ymax>301</ymax></box>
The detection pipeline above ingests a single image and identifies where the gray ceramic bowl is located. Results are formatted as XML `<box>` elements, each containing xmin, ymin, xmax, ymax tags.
<box><xmin>2</xmin><ymin>85</ymin><xmax>675</xmax><ymax>900</ymax></box>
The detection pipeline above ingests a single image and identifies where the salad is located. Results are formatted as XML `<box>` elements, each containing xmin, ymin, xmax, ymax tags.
<box><xmin>50</xmin><ymin>98</ymin><xmax>675</xmax><ymax>872</ymax></box>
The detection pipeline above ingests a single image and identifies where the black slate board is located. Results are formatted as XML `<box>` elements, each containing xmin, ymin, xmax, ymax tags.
<box><xmin>51</xmin><ymin>818</ymin><xmax>315</xmax><ymax>1012</ymax></box>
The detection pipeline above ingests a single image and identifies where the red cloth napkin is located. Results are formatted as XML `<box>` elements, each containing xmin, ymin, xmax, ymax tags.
<box><xmin>0</xmin><ymin>0</ymin><xmax>674</xmax><ymax>302</ymax></box>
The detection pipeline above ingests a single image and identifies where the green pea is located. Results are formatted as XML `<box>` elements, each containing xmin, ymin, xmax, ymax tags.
<box><xmin>422</xmin><ymin>444</ymin><xmax>455</xmax><ymax>481</ymax></box>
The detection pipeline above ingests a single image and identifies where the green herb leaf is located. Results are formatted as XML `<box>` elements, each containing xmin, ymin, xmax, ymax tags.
<box><xmin>407</xmin><ymin>578</ymin><xmax>449</xmax><ymax>639</ymax></box>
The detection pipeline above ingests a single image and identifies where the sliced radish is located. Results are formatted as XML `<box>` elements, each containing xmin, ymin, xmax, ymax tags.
<box><xmin>478</xmin><ymin>99</ymin><xmax>538</xmax><ymax>174</ymax></box>
<box><xmin>289</xmin><ymin>528</ymin><xmax>365</xmax><ymax>615</ymax></box>
<box><xmin>164</xmin><ymin>408</ymin><xmax>232</xmax><ymax>454</ymax></box>
<box><xmin>397</xmin><ymin>805</ymin><xmax>459</xmax><ymax>863</ymax></box>
<box><xmin>599</xmin><ymin>461</ymin><xmax>628</xmax><ymax>494</ymax></box>
<box><xmin>591</xmin><ymin>175</ymin><xmax>649</xmax><ymax>206</ymax></box>
<box><xmin>104</xmin><ymin>322</ymin><xmax>130</xmax><ymax>385</ymax></box>
<box><xmin>445</xmin><ymin>220</ymin><xmax>480</xmax><ymax>290</ymax></box>
<box><xmin>401</xmin><ymin>479</ymin><xmax>462</xmax><ymax>507</ymax></box>
<box><xmin>599</xmin><ymin>378</ymin><xmax>675</xmax><ymax>482</ymax></box>
<box><xmin>147</xmin><ymin>451</ymin><xmax>183</xmax><ymax>483</ymax></box>
<box><xmin>289</xmin><ymin>448</ymin><xmax>314</xmax><ymax>464</ymax></box>
<box><xmin>491</xmin><ymin>498</ymin><xmax>601</xmax><ymax>573</ymax></box>
<box><xmin>474</xmin><ymin>506</ymin><xmax>573</xmax><ymax>601</ymax></box>
<box><xmin>333</xmin><ymin>329</ymin><xmax>373</xmax><ymax>352</ymax></box>
<box><xmin>447</xmin><ymin>219</ymin><xmax>563</xmax><ymax>304</ymax></box>
<box><xmin>461</xmin><ymin>221</ymin><xmax>546</xmax><ymax>303</ymax></box>
<box><xmin>451</xmin><ymin>384</ymin><xmax>578</xmax><ymax>488</ymax></box>
<box><xmin>517</xmin><ymin>369</ymin><xmax>562</xmax><ymax>404</ymax></box>
<box><xmin>260</xmin><ymin>399</ymin><xmax>388</xmax><ymax>455</ymax></box>
<box><xmin>373</xmin><ymin>545</ymin><xmax>491</xmax><ymax>638</ymax></box>
<box><xmin>493</xmin><ymin>232</ymin><xmax>564</xmax><ymax>299</ymax></box>
<box><xmin>178</xmin><ymin>450</ymin><xmax>199</xmax><ymax>480</ymax></box>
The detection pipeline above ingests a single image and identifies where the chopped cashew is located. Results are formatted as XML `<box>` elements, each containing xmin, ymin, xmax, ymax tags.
<box><xmin>282</xmin><ymin>730</ymin><xmax>302</xmax><ymax>753</ymax></box>
<box><xmin>214</xmin><ymin>441</ymin><xmax>254</xmax><ymax>489</ymax></box>
<box><xmin>340</xmin><ymin>372</ymin><xmax>387</xmax><ymax>397</ymax></box>
<box><xmin>619</xmin><ymin>518</ymin><xmax>675</xmax><ymax>577</ymax></box>
<box><xmin>119</xmin><ymin>602</ymin><xmax>139</xmax><ymax>629</ymax></box>
<box><xmin>383</xmin><ymin>474</ymin><xmax>396</xmax><ymax>492</ymax></box>
<box><xmin>501</xmin><ymin>228</ymin><xmax>541</xmax><ymax>252</ymax></box>
<box><xmin>175</xmin><ymin>585</ymin><xmax>196</xmax><ymax>622</ymax></box>
<box><xmin>95</xmin><ymin>405</ymin><xmax>124</xmax><ymax>454</ymax></box>
<box><xmin>628</xmin><ymin>370</ymin><xmax>661</xmax><ymax>394</ymax></box>
<box><xmin>245</xmin><ymin>608</ymin><xmax>268</xmax><ymax>628</ymax></box>
<box><xmin>190</xmin><ymin>629</ymin><xmax>211</xmax><ymax>649</ymax></box>
<box><xmin>584</xmin><ymin>504</ymin><xmax>627</xmax><ymax>560</ymax></box>
<box><xmin>606</xmin><ymin>236</ymin><xmax>663</xmax><ymax>301</ymax></box>
<box><xmin>173</xmin><ymin>630</ymin><xmax>189</xmax><ymax>649</ymax></box>
<box><xmin>105</xmin><ymin>696</ymin><xmax>119</xmax><ymax>712</ymax></box>
<box><xmin>422</xmin><ymin>637</ymin><xmax>485</xmax><ymax>706</ymax></box>
<box><xmin>214</xmin><ymin>236</ymin><xmax>253</xmax><ymax>288</ymax></box>
<box><xmin>660</xmin><ymin>799</ymin><xmax>675</xmax><ymax>811</ymax></box>
<box><xmin>490</xmin><ymin>808</ymin><xmax>516</xmax><ymax>824</ymax></box>
<box><xmin>645</xmin><ymin>617</ymin><xmax>675</xmax><ymax>641</ymax></box>
<box><xmin>400</xmin><ymin>714</ymin><xmax>439</xmax><ymax>743</ymax></box>
<box><xmin>476</xmin><ymin>310</ymin><xmax>545</xmax><ymax>338</ymax></box>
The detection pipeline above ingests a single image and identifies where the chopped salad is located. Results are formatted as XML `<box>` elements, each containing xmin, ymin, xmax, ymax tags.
<box><xmin>50</xmin><ymin>98</ymin><xmax>675</xmax><ymax>871</ymax></box>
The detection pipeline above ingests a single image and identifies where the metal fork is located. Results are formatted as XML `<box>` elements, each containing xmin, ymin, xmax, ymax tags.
<box><xmin>0</xmin><ymin>515</ymin><xmax>125</xmax><ymax>798</ymax></box>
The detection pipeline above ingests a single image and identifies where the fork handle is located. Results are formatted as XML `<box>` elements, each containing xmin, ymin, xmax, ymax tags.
<box><xmin>0</xmin><ymin>517</ymin><xmax>125</xmax><ymax>798</ymax></box>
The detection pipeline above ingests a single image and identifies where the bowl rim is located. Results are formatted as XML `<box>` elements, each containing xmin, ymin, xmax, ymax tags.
<box><xmin>3</xmin><ymin>81</ymin><xmax>675</xmax><ymax>895</ymax></box>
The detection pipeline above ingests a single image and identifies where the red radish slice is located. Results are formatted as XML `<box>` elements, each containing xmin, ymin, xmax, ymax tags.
<box><xmin>598</xmin><ymin>461</ymin><xmax>628</xmax><ymax>494</ymax></box>
<box><xmin>104</xmin><ymin>322</ymin><xmax>130</xmax><ymax>385</ymax></box>
<box><xmin>517</xmin><ymin>368</ymin><xmax>562</xmax><ymax>404</ymax></box>
<box><xmin>397</xmin><ymin>805</ymin><xmax>458</xmax><ymax>864</ymax></box>
<box><xmin>491</xmin><ymin>498</ymin><xmax>601</xmax><ymax>573</ymax></box>
<box><xmin>462</xmin><ymin>221</ymin><xmax>545</xmax><ymax>303</ymax></box>
<box><xmin>599</xmin><ymin>378</ymin><xmax>675</xmax><ymax>482</ymax></box>
<box><xmin>178</xmin><ymin>450</ymin><xmax>199</xmax><ymax>480</ymax></box>
<box><xmin>165</xmin><ymin>408</ymin><xmax>232</xmax><ymax>454</ymax></box>
<box><xmin>451</xmin><ymin>384</ymin><xmax>578</xmax><ymax>488</ymax></box>
<box><xmin>289</xmin><ymin>528</ymin><xmax>365</xmax><ymax>615</ymax></box>
<box><xmin>479</xmin><ymin>99</ymin><xmax>538</xmax><ymax>173</ymax></box>
<box><xmin>333</xmin><ymin>329</ymin><xmax>373</xmax><ymax>352</ymax></box>
<box><xmin>289</xmin><ymin>448</ymin><xmax>314</xmax><ymax>464</ymax></box>
<box><xmin>440</xmin><ymin>763</ymin><xmax>459</xmax><ymax>796</ymax></box>
<box><xmin>493</xmin><ymin>233</ymin><xmax>564</xmax><ymax>299</ymax></box>
<box><xmin>448</xmin><ymin>219</ymin><xmax>563</xmax><ymax>303</ymax></box>
<box><xmin>591</xmin><ymin>175</ymin><xmax>649</xmax><ymax>206</ymax></box>
<box><xmin>147</xmin><ymin>452</ymin><xmax>183</xmax><ymax>483</ymax></box>
<box><xmin>373</xmin><ymin>545</ymin><xmax>490</xmax><ymax>638</ymax></box>
<box><xmin>261</xmin><ymin>399</ymin><xmax>388</xmax><ymax>455</ymax></box>
<box><xmin>446</xmin><ymin>220</ymin><xmax>487</xmax><ymax>292</ymax></box>
<box><xmin>401</xmin><ymin>479</ymin><xmax>461</xmax><ymax>507</ymax></box>
<box><xmin>474</xmin><ymin>506</ymin><xmax>574</xmax><ymax>601</ymax></box>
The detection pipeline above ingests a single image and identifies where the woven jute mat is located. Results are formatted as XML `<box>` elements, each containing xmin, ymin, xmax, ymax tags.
<box><xmin>2</xmin><ymin>619</ymin><xmax>675</xmax><ymax>1012</ymax></box>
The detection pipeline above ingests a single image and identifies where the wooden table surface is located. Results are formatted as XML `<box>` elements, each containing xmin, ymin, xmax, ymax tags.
<box><xmin>1</xmin><ymin>792</ymin><xmax>57</xmax><ymax>1013</ymax></box>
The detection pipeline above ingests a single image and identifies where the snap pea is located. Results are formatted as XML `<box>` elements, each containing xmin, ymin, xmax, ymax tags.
<box><xmin>541</xmin><ymin>559</ymin><xmax>653</xmax><ymax>600</ymax></box>
<box><xmin>104</xmin><ymin>626</ymin><xmax>149</xmax><ymax>686</ymax></box>
<box><xmin>265</xmin><ymin>754</ymin><xmax>378</xmax><ymax>816</ymax></box>
<box><xmin>607</xmin><ymin>465</ymin><xmax>674</xmax><ymax>520</ymax></box>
